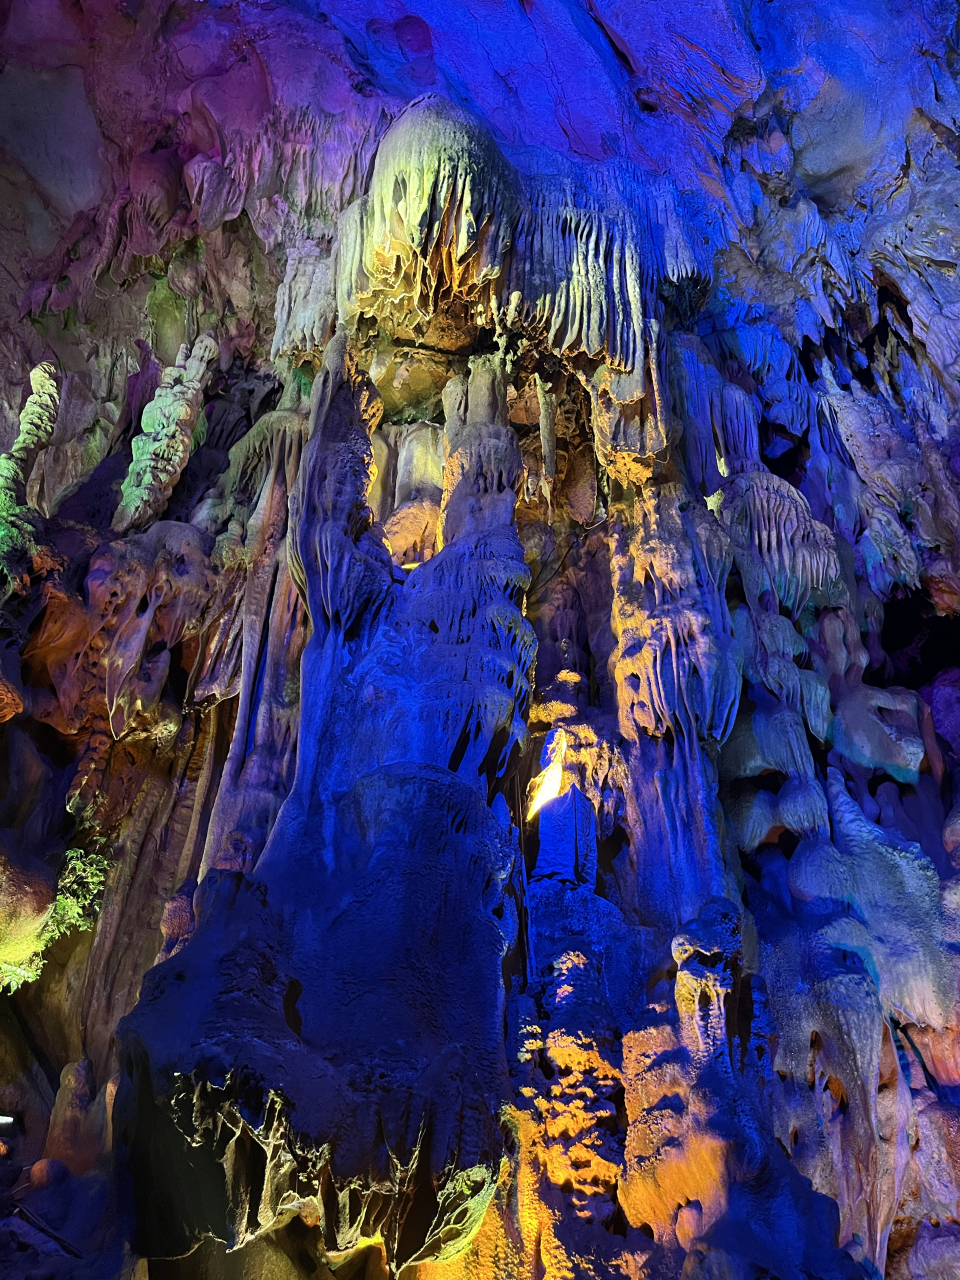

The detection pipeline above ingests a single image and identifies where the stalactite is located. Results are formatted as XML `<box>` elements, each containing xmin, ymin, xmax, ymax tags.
<box><xmin>112</xmin><ymin>333</ymin><xmax>219</xmax><ymax>535</ymax></box>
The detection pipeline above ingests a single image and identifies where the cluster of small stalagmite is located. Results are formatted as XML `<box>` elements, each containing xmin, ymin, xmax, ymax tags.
<box><xmin>5</xmin><ymin>2</ymin><xmax>960</xmax><ymax>1278</ymax></box>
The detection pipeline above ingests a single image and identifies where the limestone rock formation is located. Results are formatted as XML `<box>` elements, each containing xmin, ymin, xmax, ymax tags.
<box><xmin>2</xmin><ymin>2</ymin><xmax>960</xmax><ymax>1278</ymax></box>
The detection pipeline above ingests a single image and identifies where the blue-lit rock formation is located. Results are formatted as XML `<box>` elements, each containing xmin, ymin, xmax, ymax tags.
<box><xmin>1</xmin><ymin>2</ymin><xmax>960</xmax><ymax>1278</ymax></box>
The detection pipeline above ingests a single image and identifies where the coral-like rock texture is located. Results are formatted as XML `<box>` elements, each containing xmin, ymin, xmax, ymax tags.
<box><xmin>4</xmin><ymin>2</ymin><xmax>960</xmax><ymax>1278</ymax></box>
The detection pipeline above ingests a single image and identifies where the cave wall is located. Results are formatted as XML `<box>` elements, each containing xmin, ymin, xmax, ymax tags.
<box><xmin>1</xmin><ymin>1</ymin><xmax>960</xmax><ymax>1277</ymax></box>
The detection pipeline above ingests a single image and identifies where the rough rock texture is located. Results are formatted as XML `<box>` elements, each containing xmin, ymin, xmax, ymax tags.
<box><xmin>3</xmin><ymin>2</ymin><xmax>960</xmax><ymax>1278</ymax></box>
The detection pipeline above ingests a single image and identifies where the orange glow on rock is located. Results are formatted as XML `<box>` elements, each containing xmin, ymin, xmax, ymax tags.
<box><xmin>526</xmin><ymin>727</ymin><xmax>567</xmax><ymax>819</ymax></box>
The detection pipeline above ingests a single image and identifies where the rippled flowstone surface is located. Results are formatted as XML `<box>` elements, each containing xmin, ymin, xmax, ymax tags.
<box><xmin>4</xmin><ymin>2</ymin><xmax>960</xmax><ymax>1278</ymax></box>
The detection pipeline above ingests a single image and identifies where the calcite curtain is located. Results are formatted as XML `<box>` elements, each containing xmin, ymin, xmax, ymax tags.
<box><xmin>3</xmin><ymin>2</ymin><xmax>960</xmax><ymax>1278</ymax></box>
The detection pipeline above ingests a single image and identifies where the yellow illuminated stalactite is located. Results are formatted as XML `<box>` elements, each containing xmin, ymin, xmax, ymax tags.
<box><xmin>526</xmin><ymin>727</ymin><xmax>567</xmax><ymax>819</ymax></box>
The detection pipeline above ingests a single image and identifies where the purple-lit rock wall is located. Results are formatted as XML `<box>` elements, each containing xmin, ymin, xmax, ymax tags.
<box><xmin>1</xmin><ymin>2</ymin><xmax>960</xmax><ymax>1277</ymax></box>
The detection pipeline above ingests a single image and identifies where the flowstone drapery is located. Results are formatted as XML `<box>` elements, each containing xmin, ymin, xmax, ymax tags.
<box><xmin>4</xmin><ymin>2</ymin><xmax>960</xmax><ymax>1278</ymax></box>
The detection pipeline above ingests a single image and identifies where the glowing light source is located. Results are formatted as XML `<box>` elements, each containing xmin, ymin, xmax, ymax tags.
<box><xmin>0</xmin><ymin>1115</ymin><xmax>14</xmax><ymax>1124</ymax></box>
<box><xmin>527</xmin><ymin>727</ymin><xmax>567</xmax><ymax>819</ymax></box>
